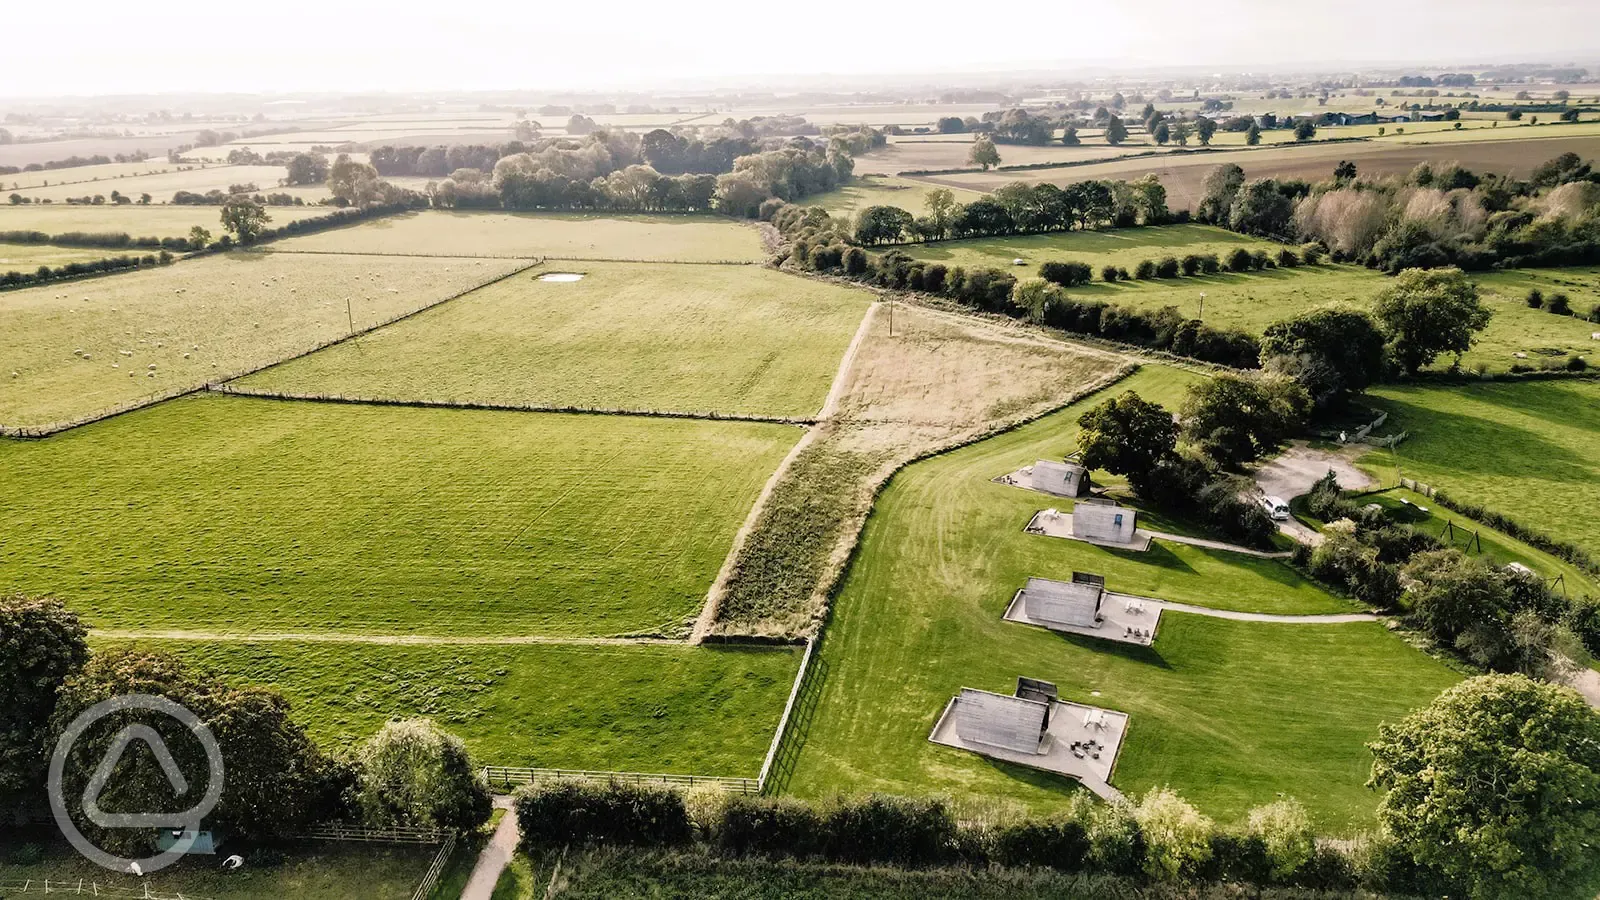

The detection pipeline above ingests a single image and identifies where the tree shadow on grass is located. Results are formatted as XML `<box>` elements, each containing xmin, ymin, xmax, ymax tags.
<box><xmin>1376</xmin><ymin>394</ymin><xmax>1593</xmax><ymax>480</ymax></box>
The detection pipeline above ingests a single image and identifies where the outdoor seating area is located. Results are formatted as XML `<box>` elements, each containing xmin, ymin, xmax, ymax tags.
<box><xmin>1004</xmin><ymin>574</ymin><xmax>1163</xmax><ymax>646</ymax></box>
<box><xmin>929</xmin><ymin>676</ymin><xmax>1129</xmax><ymax>801</ymax></box>
<box><xmin>1025</xmin><ymin>506</ymin><xmax>1153</xmax><ymax>552</ymax></box>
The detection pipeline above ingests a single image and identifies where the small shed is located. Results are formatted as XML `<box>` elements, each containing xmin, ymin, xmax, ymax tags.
<box><xmin>1071</xmin><ymin>499</ymin><xmax>1138</xmax><ymax>545</ymax></box>
<box><xmin>954</xmin><ymin>688</ymin><xmax>1049</xmax><ymax>754</ymax></box>
<box><xmin>1022</xmin><ymin>576</ymin><xmax>1104</xmax><ymax>628</ymax></box>
<box><xmin>1028</xmin><ymin>460</ymin><xmax>1090</xmax><ymax>498</ymax></box>
<box><xmin>156</xmin><ymin>828</ymin><xmax>218</xmax><ymax>855</ymax></box>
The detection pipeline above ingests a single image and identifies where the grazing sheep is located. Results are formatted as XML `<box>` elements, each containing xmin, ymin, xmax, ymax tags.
<box><xmin>147</xmin><ymin>364</ymin><xmax>157</xmax><ymax>370</ymax></box>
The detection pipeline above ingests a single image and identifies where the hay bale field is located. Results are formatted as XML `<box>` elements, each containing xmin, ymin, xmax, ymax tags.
<box><xmin>238</xmin><ymin>261</ymin><xmax>869</xmax><ymax>417</ymax></box>
<box><xmin>1358</xmin><ymin>379</ymin><xmax>1600</xmax><ymax>556</ymax></box>
<box><xmin>786</xmin><ymin>366</ymin><xmax>1457</xmax><ymax>828</ymax></box>
<box><xmin>0</xmin><ymin>394</ymin><xmax>799</xmax><ymax>637</ymax></box>
<box><xmin>9</xmin><ymin>164</ymin><xmax>300</xmax><ymax>203</ymax></box>
<box><xmin>266</xmin><ymin>210</ymin><xmax>766</xmax><ymax>261</ymax></box>
<box><xmin>0</xmin><ymin>251</ymin><xmax>528</xmax><ymax>428</ymax></box>
<box><xmin>111</xmin><ymin>638</ymin><xmax>802</xmax><ymax>775</ymax></box>
<box><xmin>0</xmin><ymin>203</ymin><xmax>330</xmax><ymax>238</ymax></box>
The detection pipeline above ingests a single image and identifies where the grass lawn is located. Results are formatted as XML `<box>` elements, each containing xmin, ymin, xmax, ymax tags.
<box><xmin>1356</xmin><ymin>379</ymin><xmax>1600</xmax><ymax>557</ymax></box>
<box><xmin>812</xmin><ymin>176</ymin><xmax>983</xmax><ymax>217</ymax></box>
<box><xmin>8</xmin><ymin>164</ymin><xmax>297</xmax><ymax>203</ymax></box>
<box><xmin>266</xmin><ymin>210</ymin><xmax>766</xmax><ymax>261</ymax></box>
<box><xmin>786</xmin><ymin>366</ymin><xmax>1459</xmax><ymax>830</ymax></box>
<box><xmin>901</xmin><ymin>224</ymin><xmax>1286</xmax><ymax>274</ymax></box>
<box><xmin>0</xmin><ymin>251</ymin><xmax>526</xmax><ymax>428</ymax></box>
<box><xmin>0</xmin><ymin>242</ymin><xmax>143</xmax><ymax>269</ymax></box>
<box><xmin>0</xmin><ymin>839</ymin><xmax>434</xmax><ymax>899</ymax></box>
<box><xmin>238</xmin><ymin>262</ymin><xmax>869</xmax><ymax>418</ymax></box>
<box><xmin>0</xmin><ymin>394</ymin><xmax>799</xmax><ymax>637</ymax></box>
<box><xmin>103</xmin><ymin>638</ymin><xmax>801</xmax><ymax>775</ymax></box>
<box><xmin>0</xmin><ymin>202</ymin><xmax>330</xmax><ymax>238</ymax></box>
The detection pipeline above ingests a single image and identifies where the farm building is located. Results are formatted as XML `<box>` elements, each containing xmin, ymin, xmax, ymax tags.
<box><xmin>1071</xmin><ymin>499</ymin><xmax>1138</xmax><ymax>545</ymax></box>
<box><xmin>1020</xmin><ymin>574</ymin><xmax>1105</xmax><ymax>628</ymax></box>
<box><xmin>1027</xmin><ymin>459</ymin><xmax>1090</xmax><ymax>497</ymax></box>
<box><xmin>953</xmin><ymin>686</ymin><xmax>1051</xmax><ymax>754</ymax></box>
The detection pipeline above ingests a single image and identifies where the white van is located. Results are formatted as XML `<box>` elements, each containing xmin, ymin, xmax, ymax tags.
<box><xmin>1258</xmin><ymin>495</ymin><xmax>1291</xmax><ymax>521</ymax></box>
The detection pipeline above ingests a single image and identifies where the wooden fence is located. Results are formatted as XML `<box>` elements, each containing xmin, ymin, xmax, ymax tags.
<box><xmin>481</xmin><ymin>766</ymin><xmax>758</xmax><ymax>795</ymax></box>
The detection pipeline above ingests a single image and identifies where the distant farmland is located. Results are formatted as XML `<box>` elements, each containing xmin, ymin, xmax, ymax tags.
<box><xmin>0</xmin><ymin>204</ymin><xmax>330</xmax><ymax>239</ymax></box>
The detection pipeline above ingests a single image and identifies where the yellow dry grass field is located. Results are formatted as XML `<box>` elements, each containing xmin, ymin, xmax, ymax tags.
<box><xmin>0</xmin><ymin>162</ymin><xmax>184</xmax><ymax>192</ymax></box>
<box><xmin>0</xmin><ymin>252</ymin><xmax>527</xmax><ymax>428</ymax></box>
<box><xmin>268</xmin><ymin>210</ymin><xmax>766</xmax><ymax>261</ymax></box>
<box><xmin>10</xmin><ymin>165</ymin><xmax>294</xmax><ymax>203</ymax></box>
<box><xmin>0</xmin><ymin>204</ymin><xmax>331</xmax><ymax>239</ymax></box>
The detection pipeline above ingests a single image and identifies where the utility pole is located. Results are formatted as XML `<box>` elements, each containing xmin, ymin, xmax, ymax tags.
<box><xmin>888</xmin><ymin>301</ymin><xmax>894</xmax><ymax>337</ymax></box>
<box><xmin>1197</xmin><ymin>291</ymin><xmax>1206</xmax><ymax>321</ymax></box>
<box><xmin>346</xmin><ymin>296</ymin><xmax>355</xmax><ymax>335</ymax></box>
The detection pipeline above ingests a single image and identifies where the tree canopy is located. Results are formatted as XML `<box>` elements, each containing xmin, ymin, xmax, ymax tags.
<box><xmin>1076</xmin><ymin>391</ymin><xmax>1178</xmax><ymax>480</ymax></box>
<box><xmin>1371</xmin><ymin>267</ymin><xmax>1493</xmax><ymax>372</ymax></box>
<box><xmin>357</xmin><ymin>719</ymin><xmax>492</xmax><ymax>832</ymax></box>
<box><xmin>968</xmin><ymin>138</ymin><xmax>1001</xmax><ymax>171</ymax></box>
<box><xmin>1260</xmin><ymin>305</ymin><xmax>1387</xmax><ymax>406</ymax></box>
<box><xmin>0</xmin><ymin>596</ymin><xmax>87</xmax><ymax>814</ymax></box>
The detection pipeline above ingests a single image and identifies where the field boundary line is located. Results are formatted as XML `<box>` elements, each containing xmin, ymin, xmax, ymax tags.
<box><xmin>1</xmin><ymin>258</ymin><xmax>542</xmax><ymax>440</ymax></box>
<box><xmin>691</xmin><ymin>303</ymin><xmax>881</xmax><ymax>642</ymax></box>
<box><xmin>247</xmin><ymin>247</ymin><xmax>537</xmax><ymax>260</ymax></box>
<box><xmin>209</xmin><ymin>384</ymin><xmax>818</xmax><ymax>426</ymax></box>
<box><xmin>481</xmin><ymin>766</ymin><xmax>758</xmax><ymax>795</ymax></box>
<box><xmin>757</xmin><ymin>636</ymin><xmax>817</xmax><ymax>793</ymax></box>
<box><xmin>91</xmin><ymin>628</ymin><xmax>690</xmax><ymax>646</ymax></box>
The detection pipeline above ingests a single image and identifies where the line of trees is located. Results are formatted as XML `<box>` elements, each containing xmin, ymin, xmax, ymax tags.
<box><xmin>0</xmin><ymin>251</ymin><xmax>174</xmax><ymax>289</ymax></box>
<box><xmin>852</xmin><ymin>178</ymin><xmax>1175</xmax><ymax>246</ymax></box>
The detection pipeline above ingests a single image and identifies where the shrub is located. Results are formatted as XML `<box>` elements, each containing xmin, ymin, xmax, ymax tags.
<box><xmin>1245</xmin><ymin>799</ymin><xmax>1315</xmax><ymax>881</ymax></box>
<box><xmin>1154</xmin><ymin>256</ymin><xmax>1180</xmax><ymax>278</ymax></box>
<box><xmin>716</xmin><ymin>796</ymin><xmax>824</xmax><ymax>858</ymax></box>
<box><xmin>1251</xmin><ymin>249</ymin><xmax>1271</xmax><ymax>270</ymax></box>
<box><xmin>1526</xmin><ymin>288</ymin><xmax>1544</xmax><ymax>308</ymax></box>
<box><xmin>1180</xmin><ymin>254</ymin><xmax>1203</xmax><ymax>275</ymax></box>
<box><xmin>515</xmin><ymin>781</ymin><xmax>693</xmax><ymax>849</ymax></box>
<box><xmin>1199</xmin><ymin>253</ymin><xmax>1221</xmax><ymax>274</ymax></box>
<box><xmin>991</xmin><ymin>815</ymin><xmax>1091</xmax><ymax>870</ymax></box>
<box><xmin>1118</xmin><ymin>267</ymin><xmax>1131</xmax><ymax>280</ymax></box>
<box><xmin>357</xmin><ymin>719</ymin><xmax>492</xmax><ymax>832</ymax></box>
<box><xmin>1039</xmin><ymin>260</ymin><xmax>1092</xmax><ymax>287</ymax></box>
<box><xmin>843</xmin><ymin>246</ymin><xmax>869</xmax><ymax>275</ymax></box>
<box><xmin>1085</xmin><ymin>801</ymin><xmax>1145</xmax><ymax>877</ymax></box>
<box><xmin>1134</xmin><ymin>259</ymin><xmax>1156</xmax><ymax>279</ymax></box>
<box><xmin>1100</xmin><ymin>264</ymin><xmax>1120</xmax><ymax>282</ymax></box>
<box><xmin>1134</xmin><ymin>788</ymin><xmax>1214</xmax><ymax>880</ymax></box>
<box><xmin>1276</xmin><ymin>248</ymin><xmax>1299</xmax><ymax>267</ymax></box>
<box><xmin>821</xmin><ymin>795</ymin><xmax>956</xmax><ymax>867</ymax></box>
<box><xmin>1547</xmin><ymin>292</ymin><xmax>1571</xmax><ymax>315</ymax></box>
<box><xmin>1299</xmin><ymin>244</ymin><xmax>1323</xmax><ymax>265</ymax></box>
<box><xmin>1568</xmin><ymin>355</ymin><xmax>1588</xmax><ymax>371</ymax></box>
<box><xmin>1227</xmin><ymin>247</ymin><xmax>1254</xmax><ymax>271</ymax></box>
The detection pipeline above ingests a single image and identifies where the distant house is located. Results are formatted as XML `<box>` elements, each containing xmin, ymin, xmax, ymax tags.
<box><xmin>1071</xmin><ymin>499</ymin><xmax>1138</xmax><ymax>545</ymax></box>
<box><xmin>1384</xmin><ymin>113</ymin><xmax>1414</xmax><ymax>123</ymax></box>
<box><xmin>1417</xmin><ymin>111</ymin><xmax>1448</xmax><ymax>122</ymax></box>
<box><xmin>1027</xmin><ymin>460</ymin><xmax>1090</xmax><ymax>498</ymax></box>
<box><xmin>1329</xmin><ymin>112</ymin><xmax>1379</xmax><ymax>126</ymax></box>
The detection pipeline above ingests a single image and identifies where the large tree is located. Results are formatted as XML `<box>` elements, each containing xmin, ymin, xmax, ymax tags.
<box><xmin>853</xmin><ymin>205</ymin><xmax>914</xmax><ymax>245</ymax></box>
<box><xmin>1104</xmin><ymin>116</ymin><xmax>1128</xmax><ymax>145</ymax></box>
<box><xmin>50</xmin><ymin>649</ymin><xmax>331</xmax><ymax>855</ymax></box>
<box><xmin>284</xmin><ymin>153</ymin><xmax>328</xmax><ymax>186</ymax></box>
<box><xmin>1227</xmin><ymin>179</ymin><xmax>1294</xmax><ymax>237</ymax></box>
<box><xmin>1371</xmin><ymin>267</ymin><xmax>1492</xmax><ymax>373</ymax></box>
<box><xmin>1260</xmin><ymin>305</ymin><xmax>1387</xmax><ymax>406</ymax></box>
<box><xmin>1</xmin><ymin>596</ymin><xmax>88</xmax><ymax>815</ymax></box>
<box><xmin>219</xmin><ymin>195</ymin><xmax>270</xmax><ymax>243</ymax></box>
<box><xmin>1195</xmin><ymin>117</ymin><xmax>1217</xmax><ymax>146</ymax></box>
<box><xmin>1368</xmin><ymin>675</ymin><xmax>1600</xmax><ymax>900</ymax></box>
<box><xmin>357</xmin><ymin>719</ymin><xmax>491</xmax><ymax>832</ymax></box>
<box><xmin>1076</xmin><ymin>391</ymin><xmax>1178</xmax><ymax>481</ymax></box>
<box><xmin>1180</xmin><ymin>373</ymin><xmax>1310</xmax><ymax>468</ymax></box>
<box><xmin>967</xmin><ymin>137</ymin><xmax>1001</xmax><ymax>171</ymax></box>
<box><xmin>1197</xmin><ymin>163</ymin><xmax>1246</xmax><ymax>224</ymax></box>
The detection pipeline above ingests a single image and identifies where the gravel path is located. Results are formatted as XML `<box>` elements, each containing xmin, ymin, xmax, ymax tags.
<box><xmin>1253</xmin><ymin>441</ymin><xmax>1376</xmax><ymax>546</ymax></box>
<box><xmin>461</xmin><ymin>797</ymin><xmax>518</xmax><ymax>900</ymax></box>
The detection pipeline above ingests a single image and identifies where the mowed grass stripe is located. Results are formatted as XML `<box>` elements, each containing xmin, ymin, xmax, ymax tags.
<box><xmin>788</xmin><ymin>365</ymin><xmax>1458</xmax><ymax>828</ymax></box>
<box><xmin>0</xmin><ymin>251</ymin><xmax>528</xmax><ymax>428</ymax></box>
<box><xmin>238</xmin><ymin>262</ymin><xmax>871</xmax><ymax>418</ymax></box>
<box><xmin>0</xmin><ymin>394</ymin><xmax>800</xmax><ymax>637</ymax></box>
<box><xmin>266</xmin><ymin>210</ymin><xmax>766</xmax><ymax>262</ymax></box>
<box><xmin>99</xmin><ymin>638</ymin><xmax>802</xmax><ymax>777</ymax></box>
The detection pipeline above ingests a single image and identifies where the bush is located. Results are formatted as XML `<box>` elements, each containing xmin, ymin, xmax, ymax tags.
<box><xmin>357</xmin><ymin>719</ymin><xmax>492</xmax><ymax>832</ymax></box>
<box><xmin>1547</xmin><ymin>292</ymin><xmax>1571</xmax><ymax>315</ymax></box>
<box><xmin>1276</xmin><ymin>248</ymin><xmax>1299</xmax><ymax>267</ymax></box>
<box><xmin>1245</xmin><ymin>799</ymin><xmax>1315</xmax><ymax>881</ymax></box>
<box><xmin>1180</xmin><ymin>254</ymin><xmax>1203</xmax><ymax>276</ymax></box>
<box><xmin>1199</xmin><ymin>253</ymin><xmax>1221</xmax><ymax>274</ymax></box>
<box><xmin>1134</xmin><ymin>259</ymin><xmax>1156</xmax><ymax>279</ymax></box>
<box><xmin>515</xmin><ymin>781</ymin><xmax>693</xmax><ymax>849</ymax></box>
<box><xmin>821</xmin><ymin>795</ymin><xmax>956</xmax><ymax>867</ymax></box>
<box><xmin>1134</xmin><ymin>788</ymin><xmax>1213</xmax><ymax>880</ymax></box>
<box><xmin>843</xmin><ymin>246</ymin><xmax>869</xmax><ymax>275</ymax></box>
<box><xmin>1086</xmin><ymin>801</ymin><xmax>1145</xmax><ymax>877</ymax></box>
<box><xmin>1251</xmin><ymin>249</ymin><xmax>1271</xmax><ymax>270</ymax></box>
<box><xmin>991</xmin><ymin>815</ymin><xmax>1091</xmax><ymax>871</ymax></box>
<box><xmin>1039</xmin><ymin>260</ymin><xmax>1092</xmax><ymax>287</ymax></box>
<box><xmin>716</xmin><ymin>796</ymin><xmax>824</xmax><ymax>858</ymax></box>
<box><xmin>1100</xmin><ymin>264</ymin><xmax>1120</xmax><ymax>282</ymax></box>
<box><xmin>1299</xmin><ymin>244</ymin><xmax>1323</xmax><ymax>265</ymax></box>
<box><xmin>1227</xmin><ymin>247</ymin><xmax>1254</xmax><ymax>271</ymax></box>
<box><xmin>1155</xmin><ymin>256</ymin><xmax>1180</xmax><ymax>278</ymax></box>
<box><xmin>1526</xmin><ymin>288</ymin><xmax>1544</xmax><ymax>308</ymax></box>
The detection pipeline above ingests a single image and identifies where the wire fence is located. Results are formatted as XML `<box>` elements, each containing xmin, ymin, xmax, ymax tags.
<box><xmin>0</xmin><ymin>879</ymin><xmax>212</xmax><ymax>899</ymax></box>
<box><xmin>482</xmin><ymin>766</ymin><xmax>758</xmax><ymax>795</ymax></box>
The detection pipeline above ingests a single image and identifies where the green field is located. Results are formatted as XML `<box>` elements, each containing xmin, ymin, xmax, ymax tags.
<box><xmin>239</xmin><ymin>262</ymin><xmax>869</xmax><ymax>417</ymax></box>
<box><xmin>0</xmin><ymin>242</ymin><xmax>140</xmax><ymax>269</ymax></box>
<box><xmin>787</xmin><ymin>366</ymin><xmax>1459</xmax><ymax>829</ymax></box>
<box><xmin>812</xmin><ymin>175</ymin><xmax>983</xmax><ymax>217</ymax></box>
<box><xmin>0</xmin><ymin>394</ymin><xmax>799</xmax><ymax>637</ymax></box>
<box><xmin>8</xmin><ymin>164</ymin><xmax>297</xmax><ymax>203</ymax></box>
<box><xmin>267</xmin><ymin>210</ymin><xmax>766</xmax><ymax>261</ymax></box>
<box><xmin>1357</xmin><ymin>379</ymin><xmax>1600</xmax><ymax>556</ymax></box>
<box><xmin>902</xmin><ymin>223</ymin><xmax>1285</xmax><ymax>274</ymax></box>
<box><xmin>0</xmin><ymin>202</ymin><xmax>330</xmax><ymax>238</ymax></box>
<box><xmin>1</xmin><ymin>841</ymin><xmax>434</xmax><ymax>900</ymax></box>
<box><xmin>0</xmin><ymin>251</ymin><xmax>526</xmax><ymax>428</ymax></box>
<box><xmin>105</xmin><ymin>638</ymin><xmax>801</xmax><ymax>774</ymax></box>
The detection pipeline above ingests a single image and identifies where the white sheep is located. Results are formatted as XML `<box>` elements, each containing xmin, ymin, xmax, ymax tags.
<box><xmin>147</xmin><ymin>364</ymin><xmax>157</xmax><ymax>370</ymax></box>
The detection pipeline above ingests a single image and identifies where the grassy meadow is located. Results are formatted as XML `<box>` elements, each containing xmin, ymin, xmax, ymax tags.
<box><xmin>0</xmin><ymin>242</ymin><xmax>141</xmax><ymax>269</ymax></box>
<box><xmin>0</xmin><ymin>251</ymin><xmax>525</xmax><ymax>428</ymax></box>
<box><xmin>267</xmin><ymin>210</ymin><xmax>766</xmax><ymax>261</ymax></box>
<box><xmin>0</xmin><ymin>202</ymin><xmax>330</xmax><ymax>238</ymax></box>
<box><xmin>0</xmin><ymin>394</ymin><xmax>799</xmax><ymax>637</ymax></box>
<box><xmin>787</xmin><ymin>366</ymin><xmax>1458</xmax><ymax>829</ymax></box>
<box><xmin>8</xmin><ymin>164</ymin><xmax>297</xmax><ymax>203</ymax></box>
<box><xmin>812</xmin><ymin>175</ymin><xmax>983</xmax><ymax>217</ymax></box>
<box><xmin>0</xmin><ymin>160</ymin><xmax>182</xmax><ymax>191</ymax></box>
<box><xmin>1357</xmin><ymin>379</ymin><xmax>1600</xmax><ymax>556</ymax></box>
<box><xmin>239</xmin><ymin>262</ymin><xmax>869</xmax><ymax>417</ymax></box>
<box><xmin>901</xmin><ymin>223</ymin><xmax>1283</xmax><ymax>273</ymax></box>
<box><xmin>105</xmin><ymin>638</ymin><xmax>801</xmax><ymax>775</ymax></box>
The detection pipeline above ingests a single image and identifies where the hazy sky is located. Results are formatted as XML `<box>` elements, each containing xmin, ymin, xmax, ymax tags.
<box><xmin>3</xmin><ymin>0</ymin><xmax>1595</xmax><ymax>96</ymax></box>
